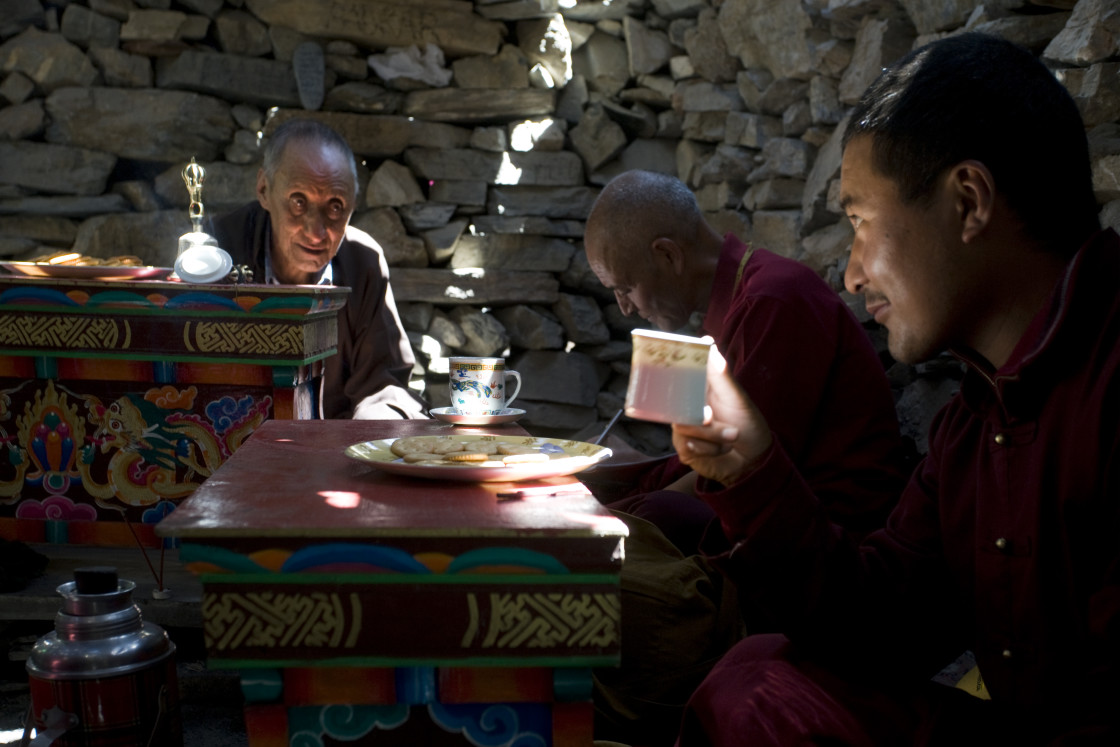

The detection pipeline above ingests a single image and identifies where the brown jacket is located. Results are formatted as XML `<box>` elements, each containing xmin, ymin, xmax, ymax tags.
<box><xmin>211</xmin><ymin>202</ymin><xmax>427</xmax><ymax>419</ymax></box>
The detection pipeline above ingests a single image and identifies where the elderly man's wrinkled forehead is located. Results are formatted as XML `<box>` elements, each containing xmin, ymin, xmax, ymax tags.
<box><xmin>266</xmin><ymin>134</ymin><xmax>359</xmax><ymax>199</ymax></box>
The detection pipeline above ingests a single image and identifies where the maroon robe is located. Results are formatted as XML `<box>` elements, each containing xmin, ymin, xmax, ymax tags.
<box><xmin>683</xmin><ymin>229</ymin><xmax>1120</xmax><ymax>745</ymax></box>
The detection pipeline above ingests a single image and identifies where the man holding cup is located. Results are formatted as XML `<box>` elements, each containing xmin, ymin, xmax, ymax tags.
<box><xmin>581</xmin><ymin>169</ymin><xmax>911</xmax><ymax>745</ymax></box>
<box><xmin>669</xmin><ymin>33</ymin><xmax>1118</xmax><ymax>744</ymax></box>
<box><xmin>583</xmin><ymin>170</ymin><xmax>909</xmax><ymax>554</ymax></box>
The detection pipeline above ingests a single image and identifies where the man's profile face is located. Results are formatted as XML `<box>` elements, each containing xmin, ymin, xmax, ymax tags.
<box><xmin>256</xmin><ymin>139</ymin><xmax>356</xmax><ymax>285</ymax></box>
<box><xmin>840</xmin><ymin>135</ymin><xmax>972</xmax><ymax>365</ymax></box>
<box><xmin>585</xmin><ymin>229</ymin><xmax>691</xmax><ymax>332</ymax></box>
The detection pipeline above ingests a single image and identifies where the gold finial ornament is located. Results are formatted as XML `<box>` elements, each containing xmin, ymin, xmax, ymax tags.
<box><xmin>182</xmin><ymin>157</ymin><xmax>207</xmax><ymax>234</ymax></box>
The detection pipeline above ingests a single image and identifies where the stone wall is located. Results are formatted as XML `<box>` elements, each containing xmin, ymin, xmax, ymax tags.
<box><xmin>1</xmin><ymin>0</ymin><xmax>1118</xmax><ymax>454</ymax></box>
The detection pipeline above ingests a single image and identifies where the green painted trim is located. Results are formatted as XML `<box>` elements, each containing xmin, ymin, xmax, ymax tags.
<box><xmin>210</xmin><ymin>655</ymin><xmax>620</xmax><ymax>670</ymax></box>
<box><xmin>0</xmin><ymin>348</ymin><xmax>336</xmax><ymax>367</ymax></box>
<box><xmin>272</xmin><ymin>367</ymin><xmax>300</xmax><ymax>388</ymax></box>
<box><xmin>199</xmin><ymin>572</ymin><xmax>620</xmax><ymax>585</ymax></box>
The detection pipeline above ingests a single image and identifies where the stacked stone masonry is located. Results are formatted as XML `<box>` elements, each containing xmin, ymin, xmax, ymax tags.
<box><xmin>1</xmin><ymin>0</ymin><xmax>1118</xmax><ymax>454</ymax></box>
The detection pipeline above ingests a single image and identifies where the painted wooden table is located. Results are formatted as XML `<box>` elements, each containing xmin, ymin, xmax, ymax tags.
<box><xmin>0</xmin><ymin>274</ymin><xmax>348</xmax><ymax>548</ymax></box>
<box><xmin>156</xmin><ymin>418</ymin><xmax>628</xmax><ymax>746</ymax></box>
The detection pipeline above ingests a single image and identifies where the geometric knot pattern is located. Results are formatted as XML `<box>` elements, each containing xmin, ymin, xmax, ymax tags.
<box><xmin>189</xmin><ymin>321</ymin><xmax>302</xmax><ymax>355</ymax></box>
<box><xmin>0</xmin><ymin>315</ymin><xmax>122</xmax><ymax>349</ymax></box>
<box><xmin>464</xmin><ymin>592</ymin><xmax>621</xmax><ymax>650</ymax></box>
<box><xmin>203</xmin><ymin>591</ymin><xmax>362</xmax><ymax>652</ymax></box>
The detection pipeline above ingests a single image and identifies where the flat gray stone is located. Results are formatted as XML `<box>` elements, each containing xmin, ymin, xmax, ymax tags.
<box><xmin>0</xmin><ymin>215</ymin><xmax>79</xmax><ymax>245</ymax></box>
<box><xmin>0</xmin><ymin>194</ymin><xmax>131</xmax><ymax>218</ymax></box>
<box><xmin>429</xmin><ymin>179</ymin><xmax>487</xmax><ymax>206</ymax></box>
<box><xmin>552</xmin><ymin>292</ymin><xmax>610</xmax><ymax>345</ymax></box>
<box><xmin>402</xmin><ymin>87</ymin><xmax>556</xmax><ymax>124</ymax></box>
<box><xmin>0</xmin><ymin>72</ymin><xmax>35</xmax><ymax>106</ymax></box>
<box><xmin>510</xmin><ymin>349</ymin><xmax>605</xmax><ymax>407</ymax></box>
<box><xmin>0</xmin><ymin>0</ymin><xmax>43</xmax><ymax>38</ymax></box>
<box><xmin>492</xmin><ymin>304</ymin><xmax>566</xmax><ymax>350</ymax></box>
<box><xmin>452</xmin><ymin>43</ymin><xmax>530</xmax><ymax>89</ymax></box>
<box><xmin>244</xmin><ymin>0</ymin><xmax>505</xmax><ymax>56</ymax></box>
<box><xmin>477</xmin><ymin>0</ymin><xmax>561</xmax><ymax>22</ymax></box>
<box><xmin>485</xmin><ymin>185</ymin><xmax>599</xmax><ymax>219</ymax></box>
<box><xmin>420</xmin><ymin>219</ymin><xmax>468</xmax><ymax>265</ymax></box>
<box><xmin>470</xmin><ymin>215</ymin><xmax>585</xmax><ymax>238</ymax></box>
<box><xmin>263</xmin><ymin>109</ymin><xmax>413</xmax><ymax>157</ymax></box>
<box><xmin>0</xmin><ymin>27</ymin><xmax>100</xmax><ymax>93</ymax></box>
<box><xmin>448</xmin><ymin>305</ymin><xmax>509</xmax><ymax>357</ymax></box>
<box><xmin>351</xmin><ymin>207</ymin><xmax>429</xmax><ymax>268</ymax></box>
<box><xmin>46</xmin><ymin>87</ymin><xmax>234</xmax><ymax>162</ymax></box>
<box><xmin>0</xmin><ymin>141</ymin><xmax>116</xmax><ymax>196</ymax></box>
<box><xmin>324</xmin><ymin>81</ymin><xmax>404</xmax><ymax>113</ymax></box>
<box><xmin>89</xmin><ymin>47</ymin><xmax>154</xmax><ymax>88</ymax></box>
<box><xmin>60</xmin><ymin>4</ymin><xmax>122</xmax><ymax>49</ymax></box>
<box><xmin>214</xmin><ymin>9</ymin><xmax>271</xmax><ymax>56</ymax></box>
<box><xmin>0</xmin><ymin>99</ymin><xmax>45</xmax><ymax>141</ymax></box>
<box><xmin>390</xmin><ymin>267</ymin><xmax>560</xmax><ymax>305</ymax></box>
<box><xmin>120</xmin><ymin>9</ymin><xmax>188</xmax><ymax>42</ymax></box>
<box><xmin>292</xmin><ymin>40</ymin><xmax>325</xmax><ymax>110</ymax></box>
<box><xmin>449</xmin><ymin>233</ymin><xmax>576</xmax><ymax>272</ymax></box>
<box><xmin>404</xmin><ymin>147</ymin><xmax>584</xmax><ymax>186</ymax></box>
<box><xmin>157</xmin><ymin>49</ymin><xmax>301</xmax><ymax>109</ymax></box>
<box><xmin>399</xmin><ymin>202</ymin><xmax>457</xmax><ymax>232</ymax></box>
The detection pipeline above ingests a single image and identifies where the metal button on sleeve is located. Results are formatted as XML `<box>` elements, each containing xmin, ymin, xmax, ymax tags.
<box><xmin>994</xmin><ymin>433</ymin><xmax>1006</xmax><ymax>445</ymax></box>
<box><xmin>1002</xmin><ymin>649</ymin><xmax>1013</xmax><ymax>660</ymax></box>
<box><xmin>995</xmin><ymin>537</ymin><xmax>1008</xmax><ymax>551</ymax></box>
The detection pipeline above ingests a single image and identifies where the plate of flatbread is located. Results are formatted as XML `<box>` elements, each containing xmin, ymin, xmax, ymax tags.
<box><xmin>344</xmin><ymin>434</ymin><xmax>612</xmax><ymax>482</ymax></box>
<box><xmin>0</xmin><ymin>252</ymin><xmax>173</xmax><ymax>281</ymax></box>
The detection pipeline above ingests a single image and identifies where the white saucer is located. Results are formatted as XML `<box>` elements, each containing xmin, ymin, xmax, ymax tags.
<box><xmin>429</xmin><ymin>407</ymin><xmax>526</xmax><ymax>426</ymax></box>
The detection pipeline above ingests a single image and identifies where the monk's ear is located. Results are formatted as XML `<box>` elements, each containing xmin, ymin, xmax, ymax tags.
<box><xmin>951</xmin><ymin>160</ymin><xmax>996</xmax><ymax>244</ymax></box>
<box><xmin>650</xmin><ymin>237</ymin><xmax>685</xmax><ymax>275</ymax></box>
<box><xmin>255</xmin><ymin>168</ymin><xmax>269</xmax><ymax>208</ymax></box>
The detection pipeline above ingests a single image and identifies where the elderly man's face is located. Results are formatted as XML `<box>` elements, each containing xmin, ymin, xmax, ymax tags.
<box><xmin>256</xmin><ymin>140</ymin><xmax>356</xmax><ymax>285</ymax></box>
<box><xmin>585</xmin><ymin>234</ymin><xmax>692</xmax><ymax>332</ymax></box>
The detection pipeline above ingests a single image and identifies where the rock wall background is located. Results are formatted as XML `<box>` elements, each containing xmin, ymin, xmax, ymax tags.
<box><xmin>1</xmin><ymin>0</ymin><xmax>1118</xmax><ymax>455</ymax></box>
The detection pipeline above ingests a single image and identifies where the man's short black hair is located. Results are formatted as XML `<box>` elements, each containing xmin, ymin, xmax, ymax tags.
<box><xmin>844</xmin><ymin>32</ymin><xmax>1099</xmax><ymax>256</ymax></box>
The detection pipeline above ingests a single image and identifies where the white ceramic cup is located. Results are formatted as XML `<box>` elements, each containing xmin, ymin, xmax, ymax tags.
<box><xmin>624</xmin><ymin>329</ymin><xmax>713</xmax><ymax>425</ymax></box>
<box><xmin>448</xmin><ymin>357</ymin><xmax>522</xmax><ymax>416</ymax></box>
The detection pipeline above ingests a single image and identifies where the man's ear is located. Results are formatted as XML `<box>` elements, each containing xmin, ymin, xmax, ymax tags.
<box><xmin>255</xmin><ymin>168</ymin><xmax>269</xmax><ymax>209</ymax></box>
<box><xmin>650</xmin><ymin>237</ymin><xmax>685</xmax><ymax>275</ymax></box>
<box><xmin>952</xmin><ymin>160</ymin><xmax>996</xmax><ymax>244</ymax></box>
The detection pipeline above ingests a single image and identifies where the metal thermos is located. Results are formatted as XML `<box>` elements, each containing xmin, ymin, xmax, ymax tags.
<box><xmin>24</xmin><ymin>566</ymin><xmax>182</xmax><ymax>747</ymax></box>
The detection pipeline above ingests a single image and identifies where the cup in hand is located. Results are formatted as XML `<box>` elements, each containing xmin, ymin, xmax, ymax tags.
<box><xmin>624</xmin><ymin>329</ymin><xmax>713</xmax><ymax>425</ymax></box>
<box><xmin>448</xmin><ymin>357</ymin><xmax>522</xmax><ymax>416</ymax></box>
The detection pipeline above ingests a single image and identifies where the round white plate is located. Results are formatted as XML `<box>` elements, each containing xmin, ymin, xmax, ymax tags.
<box><xmin>429</xmin><ymin>407</ymin><xmax>526</xmax><ymax>426</ymax></box>
<box><xmin>344</xmin><ymin>434</ymin><xmax>611</xmax><ymax>482</ymax></box>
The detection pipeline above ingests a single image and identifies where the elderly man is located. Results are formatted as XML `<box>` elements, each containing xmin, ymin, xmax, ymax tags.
<box><xmin>671</xmin><ymin>33</ymin><xmax>1118</xmax><ymax>744</ymax></box>
<box><xmin>211</xmin><ymin>119</ymin><xmax>426</xmax><ymax>420</ymax></box>
<box><xmin>582</xmin><ymin>171</ymin><xmax>911</xmax><ymax>745</ymax></box>
<box><xmin>583</xmin><ymin>170</ymin><xmax>909</xmax><ymax>554</ymax></box>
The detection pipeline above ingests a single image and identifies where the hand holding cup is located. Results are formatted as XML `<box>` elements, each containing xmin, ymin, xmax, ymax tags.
<box><xmin>624</xmin><ymin>329</ymin><xmax>714</xmax><ymax>425</ymax></box>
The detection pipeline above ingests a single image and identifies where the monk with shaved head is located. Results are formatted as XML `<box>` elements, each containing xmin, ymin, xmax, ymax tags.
<box><xmin>582</xmin><ymin>169</ymin><xmax>910</xmax><ymax>745</ymax></box>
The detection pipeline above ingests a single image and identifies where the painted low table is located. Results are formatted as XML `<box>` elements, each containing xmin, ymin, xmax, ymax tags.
<box><xmin>156</xmin><ymin>419</ymin><xmax>628</xmax><ymax>746</ymax></box>
<box><xmin>0</xmin><ymin>275</ymin><xmax>348</xmax><ymax>548</ymax></box>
